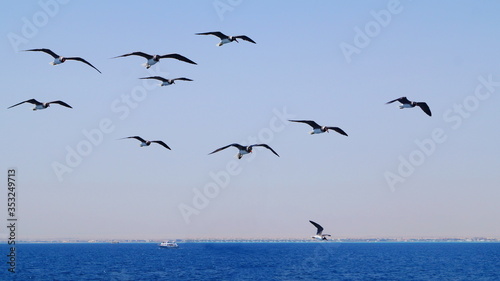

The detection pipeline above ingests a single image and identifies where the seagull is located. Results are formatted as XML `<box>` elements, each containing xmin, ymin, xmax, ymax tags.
<box><xmin>23</xmin><ymin>48</ymin><xmax>101</xmax><ymax>73</ymax></box>
<box><xmin>112</xmin><ymin>52</ymin><xmax>197</xmax><ymax>69</ymax></box>
<box><xmin>209</xmin><ymin>143</ymin><xmax>279</xmax><ymax>159</ymax></box>
<box><xmin>195</xmin><ymin>31</ymin><xmax>256</xmax><ymax>46</ymax></box>
<box><xmin>7</xmin><ymin>99</ymin><xmax>72</xmax><ymax>110</ymax></box>
<box><xmin>309</xmin><ymin>220</ymin><xmax>331</xmax><ymax>241</ymax></box>
<box><xmin>386</xmin><ymin>97</ymin><xmax>432</xmax><ymax>116</ymax></box>
<box><xmin>139</xmin><ymin>76</ymin><xmax>193</xmax><ymax>86</ymax></box>
<box><xmin>120</xmin><ymin>136</ymin><xmax>171</xmax><ymax>150</ymax></box>
<box><xmin>289</xmin><ymin>120</ymin><xmax>348</xmax><ymax>136</ymax></box>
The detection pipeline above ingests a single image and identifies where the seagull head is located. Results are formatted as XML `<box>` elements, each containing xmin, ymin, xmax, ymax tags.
<box><xmin>322</xmin><ymin>126</ymin><xmax>329</xmax><ymax>133</ymax></box>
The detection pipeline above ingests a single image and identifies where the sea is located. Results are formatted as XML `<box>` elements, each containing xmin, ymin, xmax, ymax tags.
<box><xmin>1</xmin><ymin>242</ymin><xmax>499</xmax><ymax>280</ymax></box>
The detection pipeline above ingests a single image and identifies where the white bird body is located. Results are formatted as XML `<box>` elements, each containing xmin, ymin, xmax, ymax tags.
<box><xmin>312</xmin><ymin>235</ymin><xmax>324</xmax><ymax>240</ymax></box>
<box><xmin>51</xmin><ymin>57</ymin><xmax>63</xmax><ymax>65</ymax></box>
<box><xmin>34</xmin><ymin>104</ymin><xmax>46</xmax><ymax>110</ymax></box>
<box><xmin>218</xmin><ymin>38</ymin><xmax>232</xmax><ymax>46</ymax></box>
<box><xmin>143</xmin><ymin>58</ymin><xmax>158</xmax><ymax>69</ymax></box>
<box><xmin>237</xmin><ymin>149</ymin><xmax>250</xmax><ymax>159</ymax></box>
<box><xmin>161</xmin><ymin>81</ymin><xmax>173</xmax><ymax>86</ymax></box>
<box><xmin>400</xmin><ymin>103</ymin><xmax>413</xmax><ymax>109</ymax></box>
<box><xmin>310</xmin><ymin>128</ymin><xmax>325</xmax><ymax>134</ymax></box>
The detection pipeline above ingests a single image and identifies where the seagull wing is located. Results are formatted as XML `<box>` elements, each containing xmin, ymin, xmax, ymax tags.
<box><xmin>159</xmin><ymin>54</ymin><xmax>197</xmax><ymax>65</ymax></box>
<box><xmin>7</xmin><ymin>99</ymin><xmax>41</xmax><ymax>109</ymax></box>
<box><xmin>122</xmin><ymin>136</ymin><xmax>147</xmax><ymax>143</ymax></box>
<box><xmin>152</xmin><ymin>141</ymin><xmax>171</xmax><ymax>150</ymax></box>
<box><xmin>195</xmin><ymin>31</ymin><xmax>228</xmax><ymax>40</ymax></box>
<box><xmin>208</xmin><ymin>143</ymin><xmax>244</xmax><ymax>155</ymax></box>
<box><xmin>139</xmin><ymin>76</ymin><xmax>168</xmax><ymax>82</ymax></box>
<box><xmin>250</xmin><ymin>144</ymin><xmax>280</xmax><ymax>157</ymax></box>
<box><xmin>24</xmin><ymin>48</ymin><xmax>59</xmax><ymax>58</ymax></box>
<box><xmin>47</xmin><ymin>100</ymin><xmax>72</xmax><ymax>108</ymax></box>
<box><xmin>309</xmin><ymin>220</ymin><xmax>324</xmax><ymax>235</ymax></box>
<box><xmin>65</xmin><ymin>57</ymin><xmax>101</xmax><ymax>73</ymax></box>
<box><xmin>112</xmin><ymin>52</ymin><xmax>153</xmax><ymax>60</ymax></box>
<box><xmin>326</xmin><ymin>127</ymin><xmax>348</xmax><ymax>136</ymax></box>
<box><xmin>172</xmin><ymin>77</ymin><xmax>193</xmax><ymax>82</ymax></box>
<box><xmin>289</xmin><ymin>120</ymin><xmax>321</xmax><ymax>129</ymax></box>
<box><xmin>234</xmin><ymin>35</ymin><xmax>256</xmax><ymax>44</ymax></box>
<box><xmin>416</xmin><ymin>102</ymin><xmax>432</xmax><ymax>116</ymax></box>
<box><xmin>386</xmin><ymin>97</ymin><xmax>411</xmax><ymax>104</ymax></box>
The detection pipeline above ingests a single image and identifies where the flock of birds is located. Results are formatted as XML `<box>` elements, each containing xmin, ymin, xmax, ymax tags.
<box><xmin>9</xmin><ymin>30</ymin><xmax>433</xmax><ymax>240</ymax></box>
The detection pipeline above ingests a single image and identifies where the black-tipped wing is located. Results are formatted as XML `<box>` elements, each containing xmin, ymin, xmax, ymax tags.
<box><xmin>195</xmin><ymin>31</ymin><xmax>228</xmax><ymax>40</ymax></box>
<box><xmin>250</xmin><ymin>144</ymin><xmax>280</xmax><ymax>157</ymax></box>
<box><xmin>47</xmin><ymin>100</ymin><xmax>72</xmax><ymax>108</ymax></box>
<box><xmin>234</xmin><ymin>35</ymin><xmax>256</xmax><ymax>44</ymax></box>
<box><xmin>159</xmin><ymin>54</ymin><xmax>197</xmax><ymax>65</ymax></box>
<box><xmin>416</xmin><ymin>102</ymin><xmax>432</xmax><ymax>116</ymax></box>
<box><xmin>172</xmin><ymin>77</ymin><xmax>193</xmax><ymax>82</ymax></box>
<box><xmin>152</xmin><ymin>141</ymin><xmax>171</xmax><ymax>150</ymax></box>
<box><xmin>289</xmin><ymin>120</ymin><xmax>321</xmax><ymax>129</ymax></box>
<box><xmin>209</xmin><ymin>143</ymin><xmax>245</xmax><ymax>155</ymax></box>
<box><xmin>123</xmin><ymin>136</ymin><xmax>147</xmax><ymax>143</ymax></box>
<box><xmin>326</xmin><ymin>127</ymin><xmax>348</xmax><ymax>136</ymax></box>
<box><xmin>65</xmin><ymin>57</ymin><xmax>101</xmax><ymax>73</ymax></box>
<box><xmin>386</xmin><ymin>97</ymin><xmax>411</xmax><ymax>104</ymax></box>
<box><xmin>113</xmin><ymin>52</ymin><xmax>153</xmax><ymax>60</ymax></box>
<box><xmin>140</xmin><ymin>76</ymin><xmax>168</xmax><ymax>82</ymax></box>
<box><xmin>309</xmin><ymin>220</ymin><xmax>324</xmax><ymax>235</ymax></box>
<box><xmin>7</xmin><ymin>99</ymin><xmax>42</xmax><ymax>109</ymax></box>
<box><xmin>24</xmin><ymin>48</ymin><xmax>59</xmax><ymax>58</ymax></box>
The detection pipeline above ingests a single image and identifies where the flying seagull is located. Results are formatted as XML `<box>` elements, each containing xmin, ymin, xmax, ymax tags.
<box><xmin>139</xmin><ymin>76</ymin><xmax>193</xmax><ymax>86</ymax></box>
<box><xmin>112</xmin><ymin>52</ymin><xmax>197</xmax><ymax>69</ymax></box>
<box><xmin>8</xmin><ymin>99</ymin><xmax>72</xmax><ymax>110</ymax></box>
<box><xmin>120</xmin><ymin>136</ymin><xmax>171</xmax><ymax>150</ymax></box>
<box><xmin>386</xmin><ymin>97</ymin><xmax>432</xmax><ymax>116</ymax></box>
<box><xmin>309</xmin><ymin>220</ymin><xmax>331</xmax><ymax>241</ymax></box>
<box><xmin>209</xmin><ymin>143</ymin><xmax>279</xmax><ymax>159</ymax></box>
<box><xmin>23</xmin><ymin>48</ymin><xmax>101</xmax><ymax>73</ymax></box>
<box><xmin>195</xmin><ymin>31</ymin><xmax>256</xmax><ymax>46</ymax></box>
<box><xmin>289</xmin><ymin>120</ymin><xmax>348</xmax><ymax>136</ymax></box>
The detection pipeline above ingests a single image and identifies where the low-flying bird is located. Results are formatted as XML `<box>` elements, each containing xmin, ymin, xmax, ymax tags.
<box><xmin>23</xmin><ymin>48</ymin><xmax>101</xmax><ymax>73</ymax></box>
<box><xmin>309</xmin><ymin>220</ymin><xmax>331</xmax><ymax>241</ymax></box>
<box><xmin>7</xmin><ymin>99</ymin><xmax>72</xmax><ymax>110</ymax></box>
<box><xmin>120</xmin><ymin>136</ymin><xmax>171</xmax><ymax>150</ymax></box>
<box><xmin>289</xmin><ymin>120</ymin><xmax>348</xmax><ymax>136</ymax></box>
<box><xmin>386</xmin><ymin>97</ymin><xmax>432</xmax><ymax>116</ymax></box>
<box><xmin>195</xmin><ymin>31</ymin><xmax>256</xmax><ymax>46</ymax></box>
<box><xmin>139</xmin><ymin>76</ymin><xmax>193</xmax><ymax>86</ymax></box>
<box><xmin>209</xmin><ymin>143</ymin><xmax>279</xmax><ymax>159</ymax></box>
<box><xmin>112</xmin><ymin>52</ymin><xmax>197</xmax><ymax>69</ymax></box>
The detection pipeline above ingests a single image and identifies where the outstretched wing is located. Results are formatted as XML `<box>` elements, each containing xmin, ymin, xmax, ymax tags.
<box><xmin>112</xmin><ymin>52</ymin><xmax>153</xmax><ymax>60</ymax></box>
<box><xmin>250</xmin><ymin>144</ymin><xmax>280</xmax><ymax>157</ymax></box>
<box><xmin>122</xmin><ymin>136</ymin><xmax>147</xmax><ymax>143</ymax></box>
<box><xmin>195</xmin><ymin>31</ymin><xmax>228</xmax><ymax>40</ymax></box>
<box><xmin>309</xmin><ymin>220</ymin><xmax>324</xmax><ymax>235</ymax></box>
<box><xmin>159</xmin><ymin>54</ymin><xmax>197</xmax><ymax>65</ymax></box>
<box><xmin>172</xmin><ymin>77</ymin><xmax>193</xmax><ymax>82</ymax></box>
<box><xmin>234</xmin><ymin>35</ymin><xmax>256</xmax><ymax>44</ymax></box>
<box><xmin>65</xmin><ymin>57</ymin><xmax>101</xmax><ymax>73</ymax></box>
<box><xmin>139</xmin><ymin>76</ymin><xmax>168</xmax><ymax>82</ymax></box>
<box><xmin>208</xmin><ymin>143</ymin><xmax>244</xmax><ymax>155</ymax></box>
<box><xmin>24</xmin><ymin>48</ymin><xmax>59</xmax><ymax>58</ymax></box>
<box><xmin>416</xmin><ymin>102</ymin><xmax>432</xmax><ymax>116</ymax></box>
<box><xmin>386</xmin><ymin>97</ymin><xmax>410</xmax><ymax>104</ymax></box>
<box><xmin>152</xmin><ymin>141</ymin><xmax>171</xmax><ymax>150</ymax></box>
<box><xmin>7</xmin><ymin>99</ymin><xmax>41</xmax><ymax>109</ymax></box>
<box><xmin>289</xmin><ymin>120</ymin><xmax>321</xmax><ymax>129</ymax></box>
<box><xmin>326</xmin><ymin>127</ymin><xmax>348</xmax><ymax>136</ymax></box>
<box><xmin>47</xmin><ymin>100</ymin><xmax>72</xmax><ymax>108</ymax></box>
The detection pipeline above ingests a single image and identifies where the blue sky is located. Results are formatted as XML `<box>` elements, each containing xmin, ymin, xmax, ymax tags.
<box><xmin>1</xmin><ymin>0</ymin><xmax>499</xmax><ymax>240</ymax></box>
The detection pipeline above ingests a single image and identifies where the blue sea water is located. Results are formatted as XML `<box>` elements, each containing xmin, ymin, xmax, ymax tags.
<box><xmin>1</xmin><ymin>242</ymin><xmax>499</xmax><ymax>280</ymax></box>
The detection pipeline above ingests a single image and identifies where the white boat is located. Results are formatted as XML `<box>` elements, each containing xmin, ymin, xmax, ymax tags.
<box><xmin>159</xmin><ymin>241</ymin><xmax>179</xmax><ymax>248</ymax></box>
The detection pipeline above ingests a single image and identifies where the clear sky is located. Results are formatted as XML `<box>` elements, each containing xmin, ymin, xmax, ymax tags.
<box><xmin>1</xmin><ymin>0</ymin><xmax>499</xmax><ymax>240</ymax></box>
